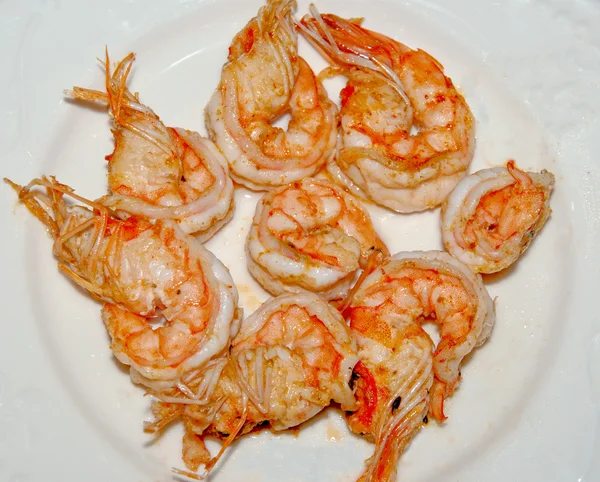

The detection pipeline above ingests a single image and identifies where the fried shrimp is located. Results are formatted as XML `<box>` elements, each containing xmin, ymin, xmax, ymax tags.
<box><xmin>442</xmin><ymin>160</ymin><xmax>555</xmax><ymax>273</ymax></box>
<box><xmin>342</xmin><ymin>250</ymin><xmax>494</xmax><ymax>481</ymax></box>
<box><xmin>146</xmin><ymin>292</ymin><xmax>358</xmax><ymax>476</ymax></box>
<box><xmin>6</xmin><ymin>176</ymin><xmax>240</xmax><ymax>391</ymax></box>
<box><xmin>67</xmin><ymin>52</ymin><xmax>235</xmax><ymax>241</ymax></box>
<box><xmin>205</xmin><ymin>0</ymin><xmax>338</xmax><ymax>190</ymax></box>
<box><xmin>299</xmin><ymin>8</ymin><xmax>475</xmax><ymax>212</ymax></box>
<box><xmin>246</xmin><ymin>177</ymin><xmax>389</xmax><ymax>300</ymax></box>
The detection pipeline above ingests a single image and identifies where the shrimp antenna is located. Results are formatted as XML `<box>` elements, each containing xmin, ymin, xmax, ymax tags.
<box><xmin>297</xmin><ymin>4</ymin><xmax>411</xmax><ymax>106</ymax></box>
<box><xmin>65</xmin><ymin>51</ymin><xmax>176</xmax><ymax>158</ymax></box>
<box><xmin>5</xmin><ymin>176</ymin><xmax>128</xmax><ymax>300</ymax></box>
<box><xmin>229</xmin><ymin>351</ymin><xmax>270</xmax><ymax>414</ymax></box>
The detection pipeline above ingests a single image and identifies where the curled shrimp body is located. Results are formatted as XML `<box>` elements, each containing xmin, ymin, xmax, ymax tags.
<box><xmin>246</xmin><ymin>178</ymin><xmax>389</xmax><ymax>301</ymax></box>
<box><xmin>67</xmin><ymin>52</ymin><xmax>234</xmax><ymax>241</ymax></box>
<box><xmin>6</xmin><ymin>177</ymin><xmax>240</xmax><ymax>391</ymax></box>
<box><xmin>299</xmin><ymin>9</ymin><xmax>475</xmax><ymax>212</ymax></box>
<box><xmin>205</xmin><ymin>0</ymin><xmax>338</xmax><ymax>191</ymax></box>
<box><xmin>230</xmin><ymin>292</ymin><xmax>358</xmax><ymax>426</ymax></box>
<box><xmin>442</xmin><ymin>161</ymin><xmax>555</xmax><ymax>273</ymax></box>
<box><xmin>343</xmin><ymin>251</ymin><xmax>494</xmax><ymax>481</ymax></box>
<box><xmin>146</xmin><ymin>292</ymin><xmax>358</xmax><ymax>475</ymax></box>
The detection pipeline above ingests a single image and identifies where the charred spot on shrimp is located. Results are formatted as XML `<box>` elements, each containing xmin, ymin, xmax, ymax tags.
<box><xmin>349</xmin><ymin>369</ymin><xmax>361</xmax><ymax>390</ymax></box>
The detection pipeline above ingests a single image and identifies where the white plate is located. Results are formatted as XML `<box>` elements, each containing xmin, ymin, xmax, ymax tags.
<box><xmin>1</xmin><ymin>0</ymin><xmax>599</xmax><ymax>480</ymax></box>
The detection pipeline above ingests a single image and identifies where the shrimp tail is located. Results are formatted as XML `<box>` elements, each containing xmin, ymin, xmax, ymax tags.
<box><xmin>179</xmin><ymin>431</ymin><xmax>212</xmax><ymax>475</ymax></box>
<box><xmin>143</xmin><ymin>398</ymin><xmax>187</xmax><ymax>434</ymax></box>
<box><xmin>429</xmin><ymin>384</ymin><xmax>446</xmax><ymax>422</ymax></box>
<box><xmin>174</xmin><ymin>400</ymin><xmax>248</xmax><ymax>480</ymax></box>
<box><xmin>429</xmin><ymin>378</ymin><xmax>455</xmax><ymax>422</ymax></box>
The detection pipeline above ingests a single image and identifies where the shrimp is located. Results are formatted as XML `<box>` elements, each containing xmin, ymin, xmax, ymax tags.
<box><xmin>67</xmin><ymin>52</ymin><xmax>235</xmax><ymax>242</ymax></box>
<box><xmin>343</xmin><ymin>251</ymin><xmax>494</xmax><ymax>481</ymax></box>
<box><xmin>246</xmin><ymin>177</ymin><xmax>389</xmax><ymax>301</ymax></box>
<box><xmin>146</xmin><ymin>292</ymin><xmax>358</xmax><ymax>475</ymax></box>
<box><xmin>5</xmin><ymin>176</ymin><xmax>240</xmax><ymax>391</ymax></box>
<box><xmin>441</xmin><ymin>160</ymin><xmax>555</xmax><ymax>273</ymax></box>
<box><xmin>205</xmin><ymin>0</ymin><xmax>338</xmax><ymax>191</ymax></box>
<box><xmin>299</xmin><ymin>8</ymin><xmax>475</xmax><ymax>212</ymax></box>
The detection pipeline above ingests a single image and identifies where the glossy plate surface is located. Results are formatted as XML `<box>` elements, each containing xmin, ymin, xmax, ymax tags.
<box><xmin>1</xmin><ymin>0</ymin><xmax>599</xmax><ymax>480</ymax></box>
